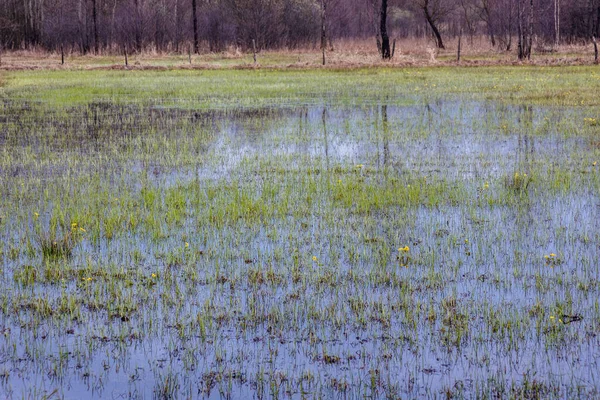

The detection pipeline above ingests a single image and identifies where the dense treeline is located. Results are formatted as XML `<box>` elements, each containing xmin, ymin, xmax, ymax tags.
<box><xmin>1</xmin><ymin>0</ymin><xmax>599</xmax><ymax>53</ymax></box>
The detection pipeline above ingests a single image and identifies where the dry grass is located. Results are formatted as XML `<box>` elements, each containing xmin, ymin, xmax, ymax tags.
<box><xmin>0</xmin><ymin>37</ymin><xmax>598</xmax><ymax>71</ymax></box>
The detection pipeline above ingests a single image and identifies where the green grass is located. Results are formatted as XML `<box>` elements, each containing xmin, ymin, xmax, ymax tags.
<box><xmin>2</xmin><ymin>65</ymin><xmax>600</xmax><ymax>108</ymax></box>
<box><xmin>0</xmin><ymin>65</ymin><xmax>599</xmax><ymax>398</ymax></box>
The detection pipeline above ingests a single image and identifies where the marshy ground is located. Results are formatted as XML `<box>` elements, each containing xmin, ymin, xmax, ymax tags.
<box><xmin>0</xmin><ymin>66</ymin><xmax>599</xmax><ymax>399</ymax></box>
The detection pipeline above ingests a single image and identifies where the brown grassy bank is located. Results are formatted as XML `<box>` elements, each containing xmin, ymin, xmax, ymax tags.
<box><xmin>1</xmin><ymin>37</ymin><xmax>598</xmax><ymax>71</ymax></box>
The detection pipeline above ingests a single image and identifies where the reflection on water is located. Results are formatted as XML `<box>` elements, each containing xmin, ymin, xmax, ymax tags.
<box><xmin>0</xmin><ymin>98</ymin><xmax>598</xmax><ymax>398</ymax></box>
<box><xmin>0</xmin><ymin>99</ymin><xmax>588</xmax><ymax>184</ymax></box>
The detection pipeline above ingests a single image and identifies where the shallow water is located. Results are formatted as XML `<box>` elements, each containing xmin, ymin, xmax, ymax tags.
<box><xmin>0</xmin><ymin>97</ymin><xmax>599</xmax><ymax>398</ymax></box>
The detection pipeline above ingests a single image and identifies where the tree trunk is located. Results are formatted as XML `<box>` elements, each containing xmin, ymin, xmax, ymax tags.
<box><xmin>554</xmin><ymin>0</ymin><xmax>560</xmax><ymax>47</ymax></box>
<box><xmin>457</xmin><ymin>28</ymin><xmax>462</xmax><ymax>62</ymax></box>
<box><xmin>527</xmin><ymin>0</ymin><xmax>533</xmax><ymax>59</ymax></box>
<box><xmin>77</xmin><ymin>0</ymin><xmax>87</xmax><ymax>54</ymax></box>
<box><xmin>28</xmin><ymin>0</ymin><xmax>42</xmax><ymax>46</ymax></box>
<box><xmin>507</xmin><ymin>0</ymin><xmax>513</xmax><ymax>51</ymax></box>
<box><xmin>321</xmin><ymin>0</ymin><xmax>326</xmax><ymax>64</ymax></box>
<box><xmin>134</xmin><ymin>0</ymin><xmax>142</xmax><ymax>52</ymax></box>
<box><xmin>518</xmin><ymin>0</ymin><xmax>524</xmax><ymax>59</ymax></box>
<box><xmin>92</xmin><ymin>0</ymin><xmax>99</xmax><ymax>54</ymax></box>
<box><xmin>426</xmin><ymin>16</ymin><xmax>445</xmax><ymax>49</ymax></box>
<box><xmin>380</xmin><ymin>0</ymin><xmax>390</xmax><ymax>58</ymax></box>
<box><xmin>516</xmin><ymin>0</ymin><xmax>532</xmax><ymax>59</ymax></box>
<box><xmin>488</xmin><ymin>19</ymin><xmax>496</xmax><ymax>47</ymax></box>
<box><xmin>24</xmin><ymin>0</ymin><xmax>37</xmax><ymax>47</ymax></box>
<box><xmin>174</xmin><ymin>0</ymin><xmax>180</xmax><ymax>53</ymax></box>
<box><xmin>36</xmin><ymin>0</ymin><xmax>43</xmax><ymax>45</ymax></box>
<box><xmin>587</xmin><ymin>0</ymin><xmax>595</xmax><ymax>37</ymax></box>
<box><xmin>483</xmin><ymin>1</ymin><xmax>495</xmax><ymax>46</ymax></box>
<box><xmin>423</xmin><ymin>1</ymin><xmax>445</xmax><ymax>49</ymax></box>
<box><xmin>192</xmin><ymin>0</ymin><xmax>199</xmax><ymax>54</ymax></box>
<box><xmin>111</xmin><ymin>0</ymin><xmax>117</xmax><ymax>50</ymax></box>
<box><xmin>595</xmin><ymin>5</ymin><xmax>600</xmax><ymax>38</ymax></box>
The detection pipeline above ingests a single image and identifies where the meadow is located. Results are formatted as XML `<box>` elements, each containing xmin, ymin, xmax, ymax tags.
<box><xmin>0</xmin><ymin>65</ymin><xmax>599</xmax><ymax>399</ymax></box>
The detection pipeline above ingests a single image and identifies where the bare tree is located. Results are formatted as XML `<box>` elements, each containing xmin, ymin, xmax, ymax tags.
<box><xmin>596</xmin><ymin>2</ymin><xmax>600</xmax><ymax>38</ymax></box>
<box><xmin>281</xmin><ymin>0</ymin><xmax>319</xmax><ymax>48</ymax></box>
<box><xmin>517</xmin><ymin>0</ymin><xmax>524</xmax><ymax>58</ymax></box>
<box><xmin>517</xmin><ymin>0</ymin><xmax>532</xmax><ymax>60</ymax></box>
<box><xmin>417</xmin><ymin>0</ymin><xmax>451</xmax><ymax>49</ymax></box>
<box><xmin>527</xmin><ymin>0</ymin><xmax>532</xmax><ymax>57</ymax></box>
<box><xmin>192</xmin><ymin>0</ymin><xmax>199</xmax><ymax>53</ymax></box>
<box><xmin>225</xmin><ymin>0</ymin><xmax>284</xmax><ymax>49</ymax></box>
<box><xmin>477</xmin><ymin>0</ymin><xmax>496</xmax><ymax>46</ymax></box>
<box><xmin>380</xmin><ymin>0</ymin><xmax>391</xmax><ymax>58</ymax></box>
<box><xmin>459</xmin><ymin>0</ymin><xmax>477</xmax><ymax>44</ymax></box>
<box><xmin>92</xmin><ymin>0</ymin><xmax>99</xmax><ymax>53</ymax></box>
<box><xmin>110</xmin><ymin>0</ymin><xmax>117</xmax><ymax>48</ymax></box>
<box><xmin>131</xmin><ymin>0</ymin><xmax>145</xmax><ymax>52</ymax></box>
<box><xmin>77</xmin><ymin>0</ymin><xmax>89</xmax><ymax>53</ymax></box>
<box><xmin>554</xmin><ymin>0</ymin><xmax>560</xmax><ymax>46</ymax></box>
<box><xmin>321</xmin><ymin>0</ymin><xmax>327</xmax><ymax>64</ymax></box>
<box><xmin>24</xmin><ymin>0</ymin><xmax>45</xmax><ymax>46</ymax></box>
<box><xmin>507</xmin><ymin>0</ymin><xmax>513</xmax><ymax>50</ymax></box>
<box><xmin>1</xmin><ymin>0</ymin><xmax>599</xmax><ymax>54</ymax></box>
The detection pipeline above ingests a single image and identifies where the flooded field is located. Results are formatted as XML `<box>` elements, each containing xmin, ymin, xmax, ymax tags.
<box><xmin>0</xmin><ymin>68</ymin><xmax>599</xmax><ymax>399</ymax></box>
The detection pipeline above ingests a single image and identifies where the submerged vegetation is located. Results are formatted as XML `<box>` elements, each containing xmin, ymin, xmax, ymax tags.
<box><xmin>0</xmin><ymin>66</ymin><xmax>599</xmax><ymax>398</ymax></box>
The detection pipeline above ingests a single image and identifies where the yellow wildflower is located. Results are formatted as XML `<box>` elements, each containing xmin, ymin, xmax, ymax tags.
<box><xmin>312</xmin><ymin>256</ymin><xmax>317</xmax><ymax>262</ymax></box>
